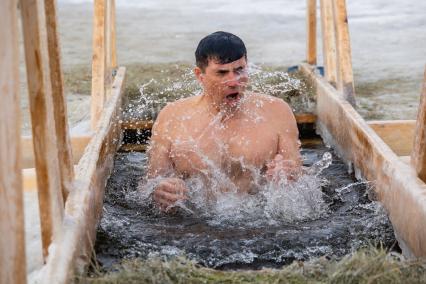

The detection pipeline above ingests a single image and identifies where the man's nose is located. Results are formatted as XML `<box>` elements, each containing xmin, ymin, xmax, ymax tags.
<box><xmin>223</xmin><ymin>72</ymin><xmax>241</xmax><ymax>87</ymax></box>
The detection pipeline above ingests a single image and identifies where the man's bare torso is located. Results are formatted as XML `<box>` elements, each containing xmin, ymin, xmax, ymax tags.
<box><xmin>150</xmin><ymin>93</ymin><xmax>299</xmax><ymax>194</ymax></box>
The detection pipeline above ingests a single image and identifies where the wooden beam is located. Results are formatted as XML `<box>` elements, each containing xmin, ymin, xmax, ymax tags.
<box><xmin>0</xmin><ymin>0</ymin><xmax>27</xmax><ymax>283</ymax></box>
<box><xmin>21</xmin><ymin>135</ymin><xmax>91</xmax><ymax>169</ymax></box>
<box><xmin>39</xmin><ymin>67</ymin><xmax>126</xmax><ymax>284</ymax></box>
<box><xmin>306</xmin><ymin>0</ymin><xmax>317</xmax><ymax>65</ymax></box>
<box><xmin>20</xmin><ymin>0</ymin><xmax>64</xmax><ymax>259</ymax></box>
<box><xmin>295</xmin><ymin>113</ymin><xmax>317</xmax><ymax>124</ymax></box>
<box><xmin>412</xmin><ymin>67</ymin><xmax>426</xmax><ymax>182</ymax></box>
<box><xmin>368</xmin><ymin>120</ymin><xmax>415</xmax><ymax>156</ymax></box>
<box><xmin>91</xmin><ymin>0</ymin><xmax>107</xmax><ymax>129</ymax></box>
<box><xmin>301</xmin><ymin>63</ymin><xmax>426</xmax><ymax>258</ymax></box>
<box><xmin>105</xmin><ymin>0</ymin><xmax>112</xmax><ymax>100</ymax></box>
<box><xmin>44</xmin><ymin>0</ymin><xmax>74</xmax><ymax>201</ymax></box>
<box><xmin>332</xmin><ymin>0</ymin><xmax>356</xmax><ymax>106</ymax></box>
<box><xmin>319</xmin><ymin>0</ymin><xmax>338</xmax><ymax>86</ymax></box>
<box><xmin>110</xmin><ymin>0</ymin><xmax>117</xmax><ymax>69</ymax></box>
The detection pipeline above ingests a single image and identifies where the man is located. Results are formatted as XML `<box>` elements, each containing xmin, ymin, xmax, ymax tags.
<box><xmin>147</xmin><ymin>31</ymin><xmax>302</xmax><ymax>212</ymax></box>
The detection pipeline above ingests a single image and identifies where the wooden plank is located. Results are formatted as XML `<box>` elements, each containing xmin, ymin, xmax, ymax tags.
<box><xmin>0</xmin><ymin>0</ymin><xmax>27</xmax><ymax>283</ymax></box>
<box><xmin>411</xmin><ymin>67</ymin><xmax>426</xmax><ymax>181</ymax></box>
<box><xmin>44</xmin><ymin>0</ymin><xmax>74</xmax><ymax>201</ymax></box>
<box><xmin>306</xmin><ymin>0</ymin><xmax>317</xmax><ymax>65</ymax></box>
<box><xmin>301</xmin><ymin>63</ymin><xmax>426</xmax><ymax>258</ymax></box>
<box><xmin>110</xmin><ymin>0</ymin><xmax>117</xmax><ymax>69</ymax></box>
<box><xmin>319</xmin><ymin>0</ymin><xmax>338</xmax><ymax>86</ymax></box>
<box><xmin>37</xmin><ymin>67</ymin><xmax>126</xmax><ymax>284</ymax></box>
<box><xmin>332</xmin><ymin>0</ymin><xmax>356</xmax><ymax>105</ymax></box>
<box><xmin>105</xmin><ymin>0</ymin><xmax>112</xmax><ymax>100</ymax></box>
<box><xmin>21</xmin><ymin>135</ymin><xmax>91</xmax><ymax>169</ymax></box>
<box><xmin>368</xmin><ymin>120</ymin><xmax>415</xmax><ymax>156</ymax></box>
<box><xmin>20</xmin><ymin>0</ymin><xmax>64</xmax><ymax>259</ymax></box>
<box><xmin>91</xmin><ymin>0</ymin><xmax>107</xmax><ymax>129</ymax></box>
<box><xmin>295</xmin><ymin>113</ymin><xmax>317</xmax><ymax>124</ymax></box>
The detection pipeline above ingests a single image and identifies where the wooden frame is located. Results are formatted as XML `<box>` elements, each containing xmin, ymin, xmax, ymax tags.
<box><xmin>333</xmin><ymin>0</ymin><xmax>355</xmax><ymax>105</ymax></box>
<box><xmin>34</xmin><ymin>67</ymin><xmax>126</xmax><ymax>283</ymax></box>
<box><xmin>91</xmin><ymin>0</ymin><xmax>116</xmax><ymax>129</ymax></box>
<box><xmin>411</xmin><ymin>68</ymin><xmax>426</xmax><ymax>182</ymax></box>
<box><xmin>367</xmin><ymin>120</ymin><xmax>416</xmax><ymax>156</ymax></box>
<box><xmin>44</xmin><ymin>0</ymin><xmax>75</xmax><ymax>201</ymax></box>
<box><xmin>301</xmin><ymin>63</ymin><xmax>426</xmax><ymax>257</ymax></box>
<box><xmin>0</xmin><ymin>0</ymin><xmax>27</xmax><ymax>283</ymax></box>
<box><xmin>21</xmin><ymin>0</ymin><xmax>65</xmax><ymax>259</ymax></box>
<box><xmin>306</xmin><ymin>0</ymin><xmax>317</xmax><ymax>65</ymax></box>
<box><xmin>21</xmin><ymin>136</ymin><xmax>91</xmax><ymax>169</ymax></box>
<box><xmin>319</xmin><ymin>0</ymin><xmax>338</xmax><ymax>86</ymax></box>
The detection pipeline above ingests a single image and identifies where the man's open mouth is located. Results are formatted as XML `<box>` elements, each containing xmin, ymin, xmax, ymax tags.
<box><xmin>225</xmin><ymin>92</ymin><xmax>240</xmax><ymax>101</ymax></box>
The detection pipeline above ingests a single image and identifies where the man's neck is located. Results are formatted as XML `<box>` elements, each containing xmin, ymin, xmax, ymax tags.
<box><xmin>200</xmin><ymin>92</ymin><xmax>243</xmax><ymax>121</ymax></box>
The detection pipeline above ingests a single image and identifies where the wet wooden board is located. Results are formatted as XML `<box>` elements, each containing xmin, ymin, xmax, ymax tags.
<box><xmin>33</xmin><ymin>67</ymin><xmax>126</xmax><ymax>284</ymax></box>
<box><xmin>21</xmin><ymin>136</ymin><xmax>91</xmax><ymax>169</ymax></box>
<box><xmin>367</xmin><ymin>120</ymin><xmax>415</xmax><ymax>156</ymax></box>
<box><xmin>300</xmin><ymin>63</ymin><xmax>426</xmax><ymax>258</ymax></box>
<box><xmin>0</xmin><ymin>0</ymin><xmax>26</xmax><ymax>282</ymax></box>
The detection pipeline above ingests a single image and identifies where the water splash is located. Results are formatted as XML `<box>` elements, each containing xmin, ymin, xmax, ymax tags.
<box><xmin>122</xmin><ymin>64</ymin><xmax>314</xmax><ymax>122</ymax></box>
<box><xmin>95</xmin><ymin>146</ymin><xmax>395</xmax><ymax>270</ymax></box>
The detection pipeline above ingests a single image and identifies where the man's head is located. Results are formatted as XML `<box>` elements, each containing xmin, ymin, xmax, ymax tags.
<box><xmin>194</xmin><ymin>31</ymin><xmax>249</xmax><ymax>110</ymax></box>
<box><xmin>195</xmin><ymin>31</ymin><xmax>247</xmax><ymax>72</ymax></box>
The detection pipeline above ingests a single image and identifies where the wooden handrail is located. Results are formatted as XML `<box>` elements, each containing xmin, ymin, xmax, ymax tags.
<box><xmin>20</xmin><ymin>0</ymin><xmax>65</xmax><ymax>259</ymax></box>
<box><xmin>333</xmin><ymin>0</ymin><xmax>356</xmax><ymax>106</ymax></box>
<box><xmin>91</xmin><ymin>0</ymin><xmax>117</xmax><ymax>129</ymax></box>
<box><xmin>306</xmin><ymin>0</ymin><xmax>317</xmax><ymax>65</ymax></box>
<box><xmin>320</xmin><ymin>0</ymin><xmax>338</xmax><ymax>86</ymax></box>
<box><xmin>45</xmin><ymin>0</ymin><xmax>74</xmax><ymax>201</ymax></box>
<box><xmin>411</xmin><ymin>67</ymin><xmax>426</xmax><ymax>181</ymax></box>
<box><xmin>0</xmin><ymin>1</ymin><xmax>27</xmax><ymax>283</ymax></box>
<box><xmin>313</xmin><ymin>0</ymin><xmax>356</xmax><ymax>105</ymax></box>
<box><xmin>110</xmin><ymin>0</ymin><xmax>117</xmax><ymax>69</ymax></box>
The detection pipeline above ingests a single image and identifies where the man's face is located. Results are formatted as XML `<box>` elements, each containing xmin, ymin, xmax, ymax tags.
<box><xmin>195</xmin><ymin>56</ymin><xmax>248</xmax><ymax>110</ymax></box>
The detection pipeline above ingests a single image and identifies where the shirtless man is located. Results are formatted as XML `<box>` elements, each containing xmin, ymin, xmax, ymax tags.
<box><xmin>147</xmin><ymin>31</ymin><xmax>302</xmax><ymax>212</ymax></box>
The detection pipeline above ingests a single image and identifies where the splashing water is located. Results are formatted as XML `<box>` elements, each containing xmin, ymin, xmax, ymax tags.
<box><xmin>137</xmin><ymin>152</ymin><xmax>332</xmax><ymax>227</ymax></box>
<box><xmin>122</xmin><ymin>64</ymin><xmax>314</xmax><ymax>122</ymax></box>
<box><xmin>95</xmin><ymin>144</ymin><xmax>395</xmax><ymax>270</ymax></box>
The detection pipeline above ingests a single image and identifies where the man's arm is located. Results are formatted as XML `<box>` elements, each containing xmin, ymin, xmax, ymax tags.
<box><xmin>147</xmin><ymin>106</ymin><xmax>188</xmax><ymax>211</ymax></box>
<box><xmin>147</xmin><ymin>106</ymin><xmax>174</xmax><ymax>178</ymax></box>
<box><xmin>266</xmin><ymin>100</ymin><xmax>302</xmax><ymax>182</ymax></box>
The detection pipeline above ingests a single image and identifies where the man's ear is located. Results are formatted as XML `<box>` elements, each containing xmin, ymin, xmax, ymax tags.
<box><xmin>194</xmin><ymin>67</ymin><xmax>204</xmax><ymax>83</ymax></box>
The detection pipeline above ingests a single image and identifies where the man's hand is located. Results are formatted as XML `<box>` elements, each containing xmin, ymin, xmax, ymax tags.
<box><xmin>152</xmin><ymin>178</ymin><xmax>188</xmax><ymax>212</ymax></box>
<box><xmin>265</xmin><ymin>154</ymin><xmax>301</xmax><ymax>183</ymax></box>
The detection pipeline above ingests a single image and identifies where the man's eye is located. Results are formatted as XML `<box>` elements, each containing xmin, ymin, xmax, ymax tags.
<box><xmin>236</xmin><ymin>67</ymin><xmax>246</xmax><ymax>74</ymax></box>
<box><xmin>217</xmin><ymin>71</ymin><xmax>227</xmax><ymax>75</ymax></box>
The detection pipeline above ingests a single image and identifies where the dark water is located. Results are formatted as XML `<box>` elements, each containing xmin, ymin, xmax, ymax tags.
<box><xmin>94</xmin><ymin>142</ymin><xmax>396</xmax><ymax>270</ymax></box>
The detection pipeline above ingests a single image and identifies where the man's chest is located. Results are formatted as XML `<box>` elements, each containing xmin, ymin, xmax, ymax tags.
<box><xmin>169</xmin><ymin>120</ymin><xmax>278</xmax><ymax>175</ymax></box>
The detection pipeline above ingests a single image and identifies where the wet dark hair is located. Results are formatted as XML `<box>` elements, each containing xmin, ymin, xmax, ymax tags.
<box><xmin>195</xmin><ymin>31</ymin><xmax>247</xmax><ymax>71</ymax></box>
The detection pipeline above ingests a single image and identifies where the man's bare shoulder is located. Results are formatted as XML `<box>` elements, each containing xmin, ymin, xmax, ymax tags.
<box><xmin>247</xmin><ymin>92</ymin><xmax>293</xmax><ymax>117</ymax></box>
<box><xmin>155</xmin><ymin>95</ymin><xmax>201</xmax><ymax>123</ymax></box>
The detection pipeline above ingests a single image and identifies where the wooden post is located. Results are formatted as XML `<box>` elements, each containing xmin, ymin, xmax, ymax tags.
<box><xmin>320</xmin><ymin>0</ymin><xmax>338</xmax><ymax>86</ymax></box>
<box><xmin>105</xmin><ymin>0</ymin><xmax>112</xmax><ymax>100</ymax></box>
<box><xmin>411</xmin><ymin>67</ymin><xmax>426</xmax><ymax>181</ymax></box>
<box><xmin>20</xmin><ymin>0</ymin><xmax>65</xmax><ymax>259</ymax></box>
<box><xmin>306</xmin><ymin>0</ymin><xmax>317</xmax><ymax>65</ymax></box>
<box><xmin>44</xmin><ymin>0</ymin><xmax>74</xmax><ymax>201</ymax></box>
<box><xmin>0</xmin><ymin>1</ymin><xmax>27</xmax><ymax>283</ymax></box>
<box><xmin>333</xmin><ymin>0</ymin><xmax>356</xmax><ymax>106</ymax></box>
<box><xmin>91</xmin><ymin>0</ymin><xmax>107</xmax><ymax>129</ymax></box>
<box><xmin>110</xmin><ymin>0</ymin><xmax>117</xmax><ymax>69</ymax></box>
